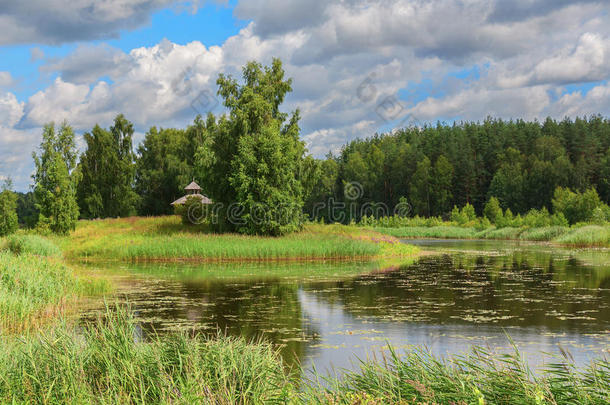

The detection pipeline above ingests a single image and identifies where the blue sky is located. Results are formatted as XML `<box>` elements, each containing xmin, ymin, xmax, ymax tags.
<box><xmin>1</xmin><ymin>0</ymin><xmax>609</xmax><ymax>190</ymax></box>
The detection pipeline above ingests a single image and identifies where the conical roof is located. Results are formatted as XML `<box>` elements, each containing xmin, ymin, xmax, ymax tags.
<box><xmin>185</xmin><ymin>181</ymin><xmax>202</xmax><ymax>191</ymax></box>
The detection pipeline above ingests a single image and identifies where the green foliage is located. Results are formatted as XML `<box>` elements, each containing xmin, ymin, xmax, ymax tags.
<box><xmin>136</xmin><ymin>122</ymin><xmax>202</xmax><ymax>216</ymax></box>
<box><xmin>312</xmin><ymin>116</ymin><xmax>610</xmax><ymax>221</ymax></box>
<box><xmin>431</xmin><ymin>155</ymin><xmax>454</xmax><ymax>215</ymax></box>
<box><xmin>174</xmin><ymin>195</ymin><xmax>210</xmax><ymax>226</ymax></box>
<box><xmin>450</xmin><ymin>203</ymin><xmax>476</xmax><ymax>225</ymax></box>
<box><xmin>409</xmin><ymin>156</ymin><xmax>432</xmax><ymax>216</ymax></box>
<box><xmin>32</xmin><ymin>122</ymin><xmax>80</xmax><ymax>235</ymax></box>
<box><xmin>0</xmin><ymin>179</ymin><xmax>18</xmax><ymax>236</ymax></box>
<box><xmin>77</xmin><ymin>115</ymin><xmax>139</xmax><ymax>219</ymax></box>
<box><xmin>195</xmin><ymin>59</ymin><xmax>305</xmax><ymax>235</ymax></box>
<box><xmin>552</xmin><ymin>187</ymin><xmax>604</xmax><ymax>224</ymax></box>
<box><xmin>483</xmin><ymin>196</ymin><xmax>503</xmax><ymax>224</ymax></box>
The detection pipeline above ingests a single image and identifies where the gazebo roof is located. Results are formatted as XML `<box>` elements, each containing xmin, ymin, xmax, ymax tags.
<box><xmin>185</xmin><ymin>181</ymin><xmax>202</xmax><ymax>191</ymax></box>
<box><xmin>171</xmin><ymin>194</ymin><xmax>213</xmax><ymax>206</ymax></box>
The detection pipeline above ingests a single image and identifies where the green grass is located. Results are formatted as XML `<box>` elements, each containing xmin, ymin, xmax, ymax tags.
<box><xmin>5</xmin><ymin>234</ymin><xmax>62</xmax><ymax>257</ymax></box>
<box><xmin>519</xmin><ymin>226</ymin><xmax>570</xmax><ymax>241</ymax></box>
<box><xmin>371</xmin><ymin>226</ymin><xmax>479</xmax><ymax>239</ymax></box>
<box><xmin>1</xmin><ymin>307</ymin><xmax>607</xmax><ymax>404</ymax></box>
<box><xmin>476</xmin><ymin>226</ymin><xmax>523</xmax><ymax>240</ymax></box>
<box><xmin>374</xmin><ymin>224</ymin><xmax>610</xmax><ymax>247</ymax></box>
<box><xmin>555</xmin><ymin>225</ymin><xmax>610</xmax><ymax>247</ymax></box>
<box><xmin>0</xmin><ymin>251</ymin><xmax>109</xmax><ymax>332</ymax></box>
<box><xmin>61</xmin><ymin>217</ymin><xmax>419</xmax><ymax>261</ymax></box>
<box><xmin>0</xmin><ymin>306</ymin><xmax>292</xmax><ymax>404</ymax></box>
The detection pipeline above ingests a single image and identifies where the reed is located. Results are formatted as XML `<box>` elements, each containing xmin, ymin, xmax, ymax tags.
<box><xmin>303</xmin><ymin>346</ymin><xmax>610</xmax><ymax>404</ymax></box>
<box><xmin>5</xmin><ymin>234</ymin><xmax>62</xmax><ymax>257</ymax></box>
<box><xmin>1</xmin><ymin>308</ymin><xmax>607</xmax><ymax>404</ymax></box>
<box><xmin>0</xmin><ymin>251</ymin><xmax>109</xmax><ymax>332</ymax></box>
<box><xmin>0</xmin><ymin>306</ymin><xmax>292</xmax><ymax>404</ymax></box>
<box><xmin>555</xmin><ymin>225</ymin><xmax>610</xmax><ymax>247</ymax></box>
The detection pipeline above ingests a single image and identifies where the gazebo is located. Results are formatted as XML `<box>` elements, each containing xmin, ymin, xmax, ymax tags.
<box><xmin>170</xmin><ymin>181</ymin><xmax>213</xmax><ymax>206</ymax></box>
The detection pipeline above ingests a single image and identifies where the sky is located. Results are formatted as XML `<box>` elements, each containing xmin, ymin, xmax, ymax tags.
<box><xmin>1</xmin><ymin>0</ymin><xmax>609</xmax><ymax>191</ymax></box>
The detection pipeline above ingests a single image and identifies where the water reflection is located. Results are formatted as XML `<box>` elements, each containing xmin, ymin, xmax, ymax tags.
<box><xmin>79</xmin><ymin>240</ymin><xmax>610</xmax><ymax>372</ymax></box>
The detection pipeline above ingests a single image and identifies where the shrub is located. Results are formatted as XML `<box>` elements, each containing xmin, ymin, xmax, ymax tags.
<box><xmin>174</xmin><ymin>196</ymin><xmax>211</xmax><ymax>226</ymax></box>
<box><xmin>552</xmin><ymin>187</ymin><xmax>603</xmax><ymax>224</ymax></box>
<box><xmin>483</xmin><ymin>197</ymin><xmax>503</xmax><ymax>224</ymax></box>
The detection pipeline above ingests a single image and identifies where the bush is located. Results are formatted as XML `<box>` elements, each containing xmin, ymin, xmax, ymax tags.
<box><xmin>591</xmin><ymin>204</ymin><xmax>610</xmax><ymax>224</ymax></box>
<box><xmin>174</xmin><ymin>196</ymin><xmax>210</xmax><ymax>226</ymax></box>
<box><xmin>483</xmin><ymin>197</ymin><xmax>503</xmax><ymax>224</ymax></box>
<box><xmin>552</xmin><ymin>187</ymin><xmax>603</xmax><ymax>224</ymax></box>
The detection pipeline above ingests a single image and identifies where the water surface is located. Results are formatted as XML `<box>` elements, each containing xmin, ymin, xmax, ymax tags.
<box><xmin>79</xmin><ymin>240</ymin><xmax>610</xmax><ymax>373</ymax></box>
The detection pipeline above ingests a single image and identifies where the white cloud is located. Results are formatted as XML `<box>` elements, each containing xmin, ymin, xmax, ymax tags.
<box><xmin>2</xmin><ymin>0</ymin><xmax>610</xmax><ymax>190</ymax></box>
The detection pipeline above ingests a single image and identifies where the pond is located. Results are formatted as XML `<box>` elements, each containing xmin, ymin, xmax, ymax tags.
<box><xmin>78</xmin><ymin>239</ymin><xmax>610</xmax><ymax>375</ymax></box>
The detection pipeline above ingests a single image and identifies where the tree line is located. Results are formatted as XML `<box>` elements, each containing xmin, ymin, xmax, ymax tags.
<box><xmin>2</xmin><ymin>59</ymin><xmax>610</xmax><ymax>236</ymax></box>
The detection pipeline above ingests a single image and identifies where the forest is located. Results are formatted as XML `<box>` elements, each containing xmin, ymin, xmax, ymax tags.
<box><xmin>10</xmin><ymin>116</ymin><xmax>610</xmax><ymax>227</ymax></box>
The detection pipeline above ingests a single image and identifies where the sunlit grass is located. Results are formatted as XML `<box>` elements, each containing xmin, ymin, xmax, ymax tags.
<box><xmin>374</xmin><ymin>224</ymin><xmax>610</xmax><ymax>247</ymax></box>
<box><xmin>0</xmin><ymin>251</ymin><xmax>110</xmax><ymax>332</ymax></box>
<box><xmin>5</xmin><ymin>234</ymin><xmax>62</xmax><ymax>257</ymax></box>
<box><xmin>61</xmin><ymin>217</ymin><xmax>419</xmax><ymax>261</ymax></box>
<box><xmin>0</xmin><ymin>306</ymin><xmax>292</xmax><ymax>404</ymax></box>
<box><xmin>1</xmin><ymin>306</ymin><xmax>607</xmax><ymax>404</ymax></box>
<box><xmin>372</xmin><ymin>226</ymin><xmax>479</xmax><ymax>239</ymax></box>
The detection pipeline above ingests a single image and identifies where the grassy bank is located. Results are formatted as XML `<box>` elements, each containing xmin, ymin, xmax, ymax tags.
<box><xmin>0</xmin><ymin>307</ymin><xmax>290</xmax><ymax>404</ymax></box>
<box><xmin>373</xmin><ymin>224</ymin><xmax>610</xmax><ymax>247</ymax></box>
<box><xmin>0</xmin><ymin>247</ymin><xmax>109</xmax><ymax>332</ymax></box>
<box><xmin>61</xmin><ymin>216</ymin><xmax>419</xmax><ymax>261</ymax></box>
<box><xmin>1</xmin><ymin>307</ymin><xmax>607</xmax><ymax>404</ymax></box>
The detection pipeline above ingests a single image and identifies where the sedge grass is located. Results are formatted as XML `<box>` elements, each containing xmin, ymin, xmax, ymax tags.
<box><xmin>519</xmin><ymin>226</ymin><xmax>570</xmax><ymax>241</ymax></box>
<box><xmin>0</xmin><ymin>251</ymin><xmax>109</xmax><ymax>332</ymax></box>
